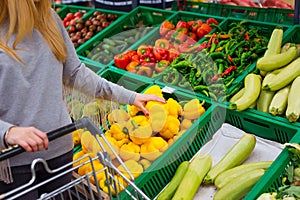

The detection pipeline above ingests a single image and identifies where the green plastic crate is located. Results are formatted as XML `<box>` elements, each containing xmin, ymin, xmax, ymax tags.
<box><xmin>117</xmin><ymin>103</ymin><xmax>299</xmax><ymax>199</ymax></box>
<box><xmin>52</xmin><ymin>3</ymin><xmax>67</xmax><ymax>12</ymax></box>
<box><xmin>116</xmin><ymin>84</ymin><xmax>212</xmax><ymax>199</ymax></box>
<box><xmin>80</xmin><ymin>55</ymin><xmax>107</xmax><ymax>73</ymax></box>
<box><xmin>75</xmin><ymin>6</ymin><xmax>176</xmax><ymax>66</ymax></box>
<box><xmin>228</xmin><ymin>25</ymin><xmax>300</xmax><ymax>128</ymax></box>
<box><xmin>97</xmin><ymin>67</ymin><xmax>154</xmax><ymax>93</ymax></box>
<box><xmin>244</xmin><ymin>129</ymin><xmax>300</xmax><ymax>200</ymax></box>
<box><xmin>172</xmin><ymin>1</ymin><xmax>297</xmax><ymax>25</ymax></box>
<box><xmin>56</xmin><ymin>4</ymin><xmax>94</xmax><ymax>20</ymax></box>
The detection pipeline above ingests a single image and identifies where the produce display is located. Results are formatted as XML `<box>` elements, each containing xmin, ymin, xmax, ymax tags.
<box><xmin>229</xmin><ymin>27</ymin><xmax>300</xmax><ymax>123</ymax></box>
<box><xmin>157</xmin><ymin>133</ymin><xmax>272</xmax><ymax>200</ymax></box>
<box><xmin>219</xmin><ymin>0</ymin><xmax>293</xmax><ymax>9</ymax></box>
<box><xmin>70</xmin><ymin>85</ymin><xmax>207</xmax><ymax>195</ymax></box>
<box><xmin>51</xmin><ymin>4</ymin><xmax>300</xmax><ymax>199</ymax></box>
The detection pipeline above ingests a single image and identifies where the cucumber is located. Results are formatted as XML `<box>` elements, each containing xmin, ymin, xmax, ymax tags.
<box><xmin>172</xmin><ymin>153</ymin><xmax>212</xmax><ymax>200</ymax></box>
<box><xmin>256</xmin><ymin>46</ymin><xmax>298</xmax><ymax>72</ymax></box>
<box><xmin>229</xmin><ymin>74</ymin><xmax>261</xmax><ymax>111</ymax></box>
<box><xmin>286</xmin><ymin>76</ymin><xmax>300</xmax><ymax>122</ymax></box>
<box><xmin>213</xmin><ymin>169</ymin><xmax>265</xmax><ymax>200</ymax></box>
<box><xmin>214</xmin><ymin>161</ymin><xmax>272</xmax><ymax>189</ymax></box>
<box><xmin>263</xmin><ymin>57</ymin><xmax>300</xmax><ymax>91</ymax></box>
<box><xmin>269</xmin><ymin>85</ymin><xmax>290</xmax><ymax>116</ymax></box>
<box><xmin>204</xmin><ymin>133</ymin><xmax>256</xmax><ymax>184</ymax></box>
<box><xmin>156</xmin><ymin>161</ymin><xmax>189</xmax><ymax>200</ymax></box>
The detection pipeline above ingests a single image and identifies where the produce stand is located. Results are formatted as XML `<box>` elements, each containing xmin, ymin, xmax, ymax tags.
<box><xmin>11</xmin><ymin>3</ymin><xmax>300</xmax><ymax>200</ymax></box>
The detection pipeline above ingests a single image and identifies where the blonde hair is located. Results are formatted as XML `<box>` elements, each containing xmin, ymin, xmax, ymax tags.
<box><xmin>0</xmin><ymin>0</ymin><xmax>67</xmax><ymax>63</ymax></box>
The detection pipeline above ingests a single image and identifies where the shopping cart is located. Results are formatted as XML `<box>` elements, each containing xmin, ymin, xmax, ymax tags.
<box><xmin>0</xmin><ymin>117</ymin><xmax>150</xmax><ymax>200</ymax></box>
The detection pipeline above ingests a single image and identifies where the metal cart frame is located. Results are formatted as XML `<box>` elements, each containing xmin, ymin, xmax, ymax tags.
<box><xmin>0</xmin><ymin>117</ymin><xmax>150</xmax><ymax>200</ymax></box>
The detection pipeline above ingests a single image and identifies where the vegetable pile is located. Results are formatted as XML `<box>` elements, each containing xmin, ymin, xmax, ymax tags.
<box><xmin>70</xmin><ymin>85</ymin><xmax>207</xmax><ymax>195</ymax></box>
<box><xmin>159</xmin><ymin>20</ymin><xmax>268</xmax><ymax>100</ymax></box>
<box><xmin>157</xmin><ymin>133</ymin><xmax>272</xmax><ymax>200</ymax></box>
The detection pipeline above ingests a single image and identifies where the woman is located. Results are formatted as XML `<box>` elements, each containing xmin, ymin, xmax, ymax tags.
<box><xmin>0</xmin><ymin>0</ymin><xmax>164</xmax><ymax>199</ymax></box>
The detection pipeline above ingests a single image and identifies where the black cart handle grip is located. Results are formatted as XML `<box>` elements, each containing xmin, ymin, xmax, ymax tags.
<box><xmin>0</xmin><ymin>118</ymin><xmax>88</xmax><ymax>162</ymax></box>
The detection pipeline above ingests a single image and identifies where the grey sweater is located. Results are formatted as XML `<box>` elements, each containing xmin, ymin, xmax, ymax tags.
<box><xmin>0</xmin><ymin>11</ymin><xmax>136</xmax><ymax>166</ymax></box>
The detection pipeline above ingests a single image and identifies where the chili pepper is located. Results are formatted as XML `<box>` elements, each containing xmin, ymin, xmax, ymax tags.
<box><xmin>225</xmin><ymin>73</ymin><xmax>235</xmax><ymax>88</ymax></box>
<box><xmin>218</xmin><ymin>63</ymin><xmax>224</xmax><ymax>75</ymax></box>
<box><xmin>209</xmin><ymin>52</ymin><xmax>225</xmax><ymax>60</ymax></box>
<box><xmin>209</xmin><ymin>42</ymin><xmax>217</xmax><ymax>54</ymax></box>
<box><xmin>178</xmin><ymin>78</ymin><xmax>190</xmax><ymax>88</ymax></box>
<box><xmin>153</xmin><ymin>47</ymin><xmax>169</xmax><ymax>61</ymax></box>
<box><xmin>227</xmin><ymin>54</ymin><xmax>234</xmax><ymax>63</ymax></box>
<box><xmin>154</xmin><ymin>60</ymin><xmax>169</xmax><ymax>73</ymax></box>
<box><xmin>162</xmin><ymin>69</ymin><xmax>180</xmax><ymax>85</ymax></box>
<box><xmin>114</xmin><ymin>53</ymin><xmax>130</xmax><ymax>70</ymax></box>
<box><xmin>222</xmin><ymin>65</ymin><xmax>236</xmax><ymax>77</ymax></box>
<box><xmin>244</xmin><ymin>32</ymin><xmax>250</xmax><ymax>40</ymax></box>
<box><xmin>211</xmin><ymin>74</ymin><xmax>221</xmax><ymax>81</ymax></box>
<box><xmin>193</xmin><ymin>85</ymin><xmax>209</xmax><ymax>92</ymax></box>
<box><xmin>170</xmin><ymin>60</ymin><xmax>191</xmax><ymax>69</ymax></box>
<box><xmin>160</xmin><ymin>20</ymin><xmax>175</xmax><ymax>36</ymax></box>
<box><xmin>154</xmin><ymin>38</ymin><xmax>170</xmax><ymax>49</ymax></box>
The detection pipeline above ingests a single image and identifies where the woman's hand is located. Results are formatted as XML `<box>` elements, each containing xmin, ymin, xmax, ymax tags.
<box><xmin>133</xmin><ymin>93</ymin><xmax>166</xmax><ymax>116</ymax></box>
<box><xmin>5</xmin><ymin>126</ymin><xmax>49</xmax><ymax>152</ymax></box>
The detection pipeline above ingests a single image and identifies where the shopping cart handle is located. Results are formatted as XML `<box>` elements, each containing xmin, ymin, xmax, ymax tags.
<box><xmin>0</xmin><ymin>117</ymin><xmax>88</xmax><ymax>162</ymax></box>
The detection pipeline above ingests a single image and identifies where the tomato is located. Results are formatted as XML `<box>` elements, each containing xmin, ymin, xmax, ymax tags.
<box><xmin>74</xmin><ymin>11</ymin><xmax>83</xmax><ymax>18</ymax></box>
<box><xmin>65</xmin><ymin>13</ymin><xmax>74</xmax><ymax>21</ymax></box>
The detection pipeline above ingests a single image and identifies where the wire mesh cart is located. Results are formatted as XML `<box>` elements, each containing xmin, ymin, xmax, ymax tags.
<box><xmin>0</xmin><ymin>117</ymin><xmax>150</xmax><ymax>200</ymax></box>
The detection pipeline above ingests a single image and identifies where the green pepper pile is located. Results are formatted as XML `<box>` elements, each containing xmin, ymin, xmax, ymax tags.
<box><xmin>159</xmin><ymin>20</ymin><xmax>269</xmax><ymax>100</ymax></box>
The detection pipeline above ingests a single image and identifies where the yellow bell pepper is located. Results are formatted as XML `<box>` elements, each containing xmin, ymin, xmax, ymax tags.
<box><xmin>100</xmin><ymin>175</ymin><xmax>127</xmax><ymax>195</ymax></box>
<box><xmin>180</xmin><ymin>119</ymin><xmax>193</xmax><ymax>130</ymax></box>
<box><xmin>127</xmin><ymin>104</ymin><xmax>141</xmax><ymax>117</ymax></box>
<box><xmin>149</xmin><ymin>104</ymin><xmax>168</xmax><ymax>133</ymax></box>
<box><xmin>80</xmin><ymin>130</ymin><xmax>95</xmax><ymax>153</ymax></box>
<box><xmin>119</xmin><ymin>142</ymin><xmax>141</xmax><ymax>161</ymax></box>
<box><xmin>72</xmin><ymin>129</ymin><xmax>82</xmax><ymax>146</ymax></box>
<box><xmin>92</xmin><ymin>135</ymin><xmax>119</xmax><ymax>160</ymax></box>
<box><xmin>165</xmin><ymin>98</ymin><xmax>183</xmax><ymax>117</ymax></box>
<box><xmin>73</xmin><ymin>150</ymin><xmax>85</xmax><ymax>167</ymax></box>
<box><xmin>109</xmin><ymin>123</ymin><xmax>128</xmax><ymax>140</ymax></box>
<box><xmin>117</xmin><ymin>159</ymin><xmax>144</xmax><ymax>179</ymax></box>
<box><xmin>139</xmin><ymin>159</ymin><xmax>151</xmax><ymax>170</ymax></box>
<box><xmin>183</xmin><ymin>98</ymin><xmax>206</xmax><ymax>120</ymax></box>
<box><xmin>107</xmin><ymin>109</ymin><xmax>130</xmax><ymax>124</ymax></box>
<box><xmin>140</xmin><ymin>137</ymin><xmax>168</xmax><ymax>161</ymax></box>
<box><xmin>159</xmin><ymin>115</ymin><xmax>180</xmax><ymax>139</ymax></box>
<box><xmin>127</xmin><ymin>119</ymin><xmax>153</xmax><ymax>145</ymax></box>
<box><xmin>143</xmin><ymin>85</ymin><xmax>164</xmax><ymax>98</ymax></box>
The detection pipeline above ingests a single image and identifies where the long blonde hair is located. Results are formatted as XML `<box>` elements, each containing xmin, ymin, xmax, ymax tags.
<box><xmin>0</xmin><ymin>0</ymin><xmax>67</xmax><ymax>63</ymax></box>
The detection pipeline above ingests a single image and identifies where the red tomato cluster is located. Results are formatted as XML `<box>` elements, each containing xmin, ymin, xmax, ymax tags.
<box><xmin>62</xmin><ymin>11</ymin><xmax>85</xmax><ymax>28</ymax></box>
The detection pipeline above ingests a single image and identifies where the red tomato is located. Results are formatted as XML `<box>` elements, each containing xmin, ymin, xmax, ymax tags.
<box><xmin>74</xmin><ymin>11</ymin><xmax>83</xmax><ymax>18</ymax></box>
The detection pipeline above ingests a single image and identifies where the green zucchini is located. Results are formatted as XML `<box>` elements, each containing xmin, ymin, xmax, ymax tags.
<box><xmin>286</xmin><ymin>76</ymin><xmax>300</xmax><ymax>122</ymax></box>
<box><xmin>156</xmin><ymin>161</ymin><xmax>189</xmax><ymax>200</ymax></box>
<box><xmin>213</xmin><ymin>169</ymin><xmax>265</xmax><ymax>200</ymax></box>
<box><xmin>263</xmin><ymin>57</ymin><xmax>300</xmax><ymax>91</ymax></box>
<box><xmin>172</xmin><ymin>153</ymin><xmax>212</xmax><ymax>200</ymax></box>
<box><xmin>204</xmin><ymin>133</ymin><xmax>256</xmax><ymax>184</ymax></box>
<box><xmin>269</xmin><ymin>85</ymin><xmax>290</xmax><ymax>116</ymax></box>
<box><xmin>257</xmin><ymin>90</ymin><xmax>275</xmax><ymax>113</ymax></box>
<box><xmin>214</xmin><ymin>161</ymin><xmax>272</xmax><ymax>189</ymax></box>
<box><xmin>229</xmin><ymin>74</ymin><xmax>261</xmax><ymax>111</ymax></box>
<box><xmin>256</xmin><ymin>46</ymin><xmax>298</xmax><ymax>72</ymax></box>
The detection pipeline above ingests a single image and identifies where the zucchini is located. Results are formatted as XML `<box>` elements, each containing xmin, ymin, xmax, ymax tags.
<box><xmin>230</xmin><ymin>88</ymin><xmax>256</xmax><ymax>109</ymax></box>
<box><xmin>172</xmin><ymin>153</ymin><xmax>212</xmax><ymax>200</ymax></box>
<box><xmin>229</xmin><ymin>74</ymin><xmax>261</xmax><ymax>111</ymax></box>
<box><xmin>214</xmin><ymin>161</ymin><xmax>272</xmax><ymax>189</ymax></box>
<box><xmin>204</xmin><ymin>133</ymin><xmax>256</xmax><ymax>184</ymax></box>
<box><xmin>264</xmin><ymin>27</ymin><xmax>283</xmax><ymax>56</ymax></box>
<box><xmin>213</xmin><ymin>169</ymin><xmax>265</xmax><ymax>200</ymax></box>
<box><xmin>269</xmin><ymin>85</ymin><xmax>290</xmax><ymax>116</ymax></box>
<box><xmin>256</xmin><ymin>46</ymin><xmax>298</xmax><ymax>72</ymax></box>
<box><xmin>256</xmin><ymin>90</ymin><xmax>275</xmax><ymax>113</ymax></box>
<box><xmin>156</xmin><ymin>161</ymin><xmax>189</xmax><ymax>200</ymax></box>
<box><xmin>263</xmin><ymin>57</ymin><xmax>300</xmax><ymax>91</ymax></box>
<box><xmin>286</xmin><ymin>76</ymin><xmax>300</xmax><ymax>122</ymax></box>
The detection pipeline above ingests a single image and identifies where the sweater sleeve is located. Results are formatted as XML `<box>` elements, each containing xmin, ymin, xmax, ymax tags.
<box><xmin>0</xmin><ymin>120</ymin><xmax>14</xmax><ymax>150</ymax></box>
<box><xmin>51</xmin><ymin>10</ymin><xmax>137</xmax><ymax>105</ymax></box>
